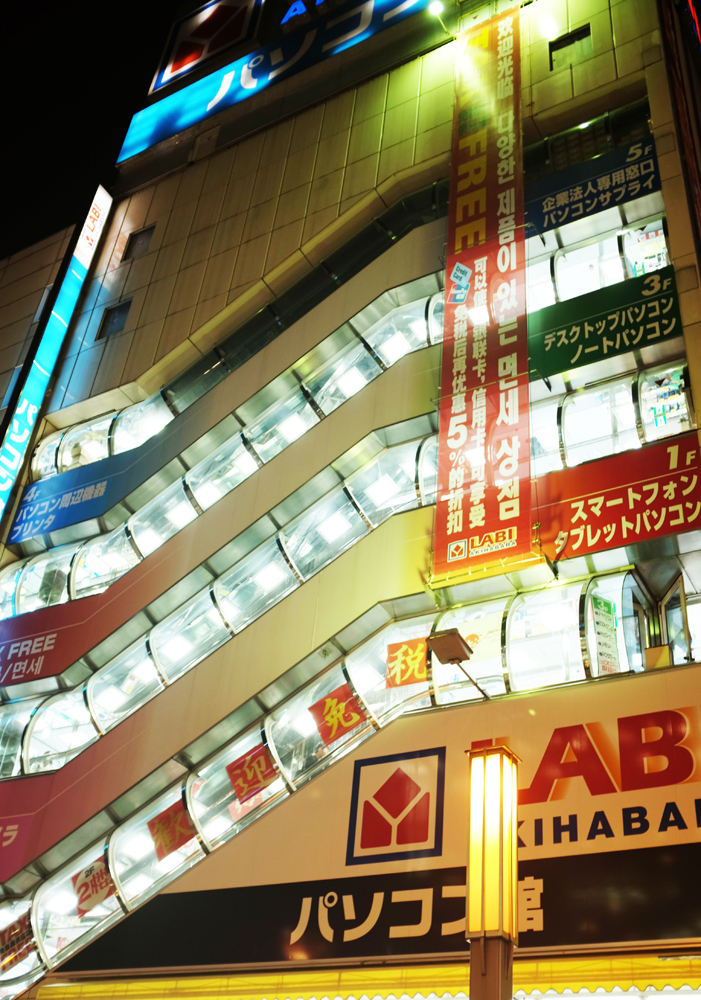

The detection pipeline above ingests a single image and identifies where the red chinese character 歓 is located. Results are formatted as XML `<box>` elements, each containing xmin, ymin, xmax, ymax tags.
<box><xmin>308</xmin><ymin>683</ymin><xmax>366</xmax><ymax>746</ymax></box>
<box><xmin>226</xmin><ymin>744</ymin><xmax>277</xmax><ymax>803</ymax></box>
<box><xmin>385</xmin><ymin>638</ymin><xmax>428</xmax><ymax>688</ymax></box>
<box><xmin>147</xmin><ymin>800</ymin><xmax>195</xmax><ymax>861</ymax></box>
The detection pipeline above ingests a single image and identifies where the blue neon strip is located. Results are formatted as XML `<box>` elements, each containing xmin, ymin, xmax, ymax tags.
<box><xmin>118</xmin><ymin>0</ymin><xmax>430</xmax><ymax>162</ymax></box>
<box><xmin>0</xmin><ymin>257</ymin><xmax>88</xmax><ymax>522</ymax></box>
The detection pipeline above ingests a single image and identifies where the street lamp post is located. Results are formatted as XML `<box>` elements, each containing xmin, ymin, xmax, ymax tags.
<box><xmin>466</xmin><ymin>744</ymin><xmax>519</xmax><ymax>1000</ymax></box>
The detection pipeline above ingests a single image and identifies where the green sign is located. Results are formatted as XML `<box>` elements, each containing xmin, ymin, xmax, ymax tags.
<box><xmin>528</xmin><ymin>265</ymin><xmax>682</xmax><ymax>380</ymax></box>
<box><xmin>591</xmin><ymin>595</ymin><xmax>620</xmax><ymax>674</ymax></box>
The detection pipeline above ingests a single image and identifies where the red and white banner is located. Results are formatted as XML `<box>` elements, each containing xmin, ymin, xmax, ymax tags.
<box><xmin>147</xmin><ymin>800</ymin><xmax>196</xmax><ymax>861</ymax></box>
<box><xmin>71</xmin><ymin>857</ymin><xmax>114</xmax><ymax>918</ymax></box>
<box><xmin>309</xmin><ymin>683</ymin><xmax>367</xmax><ymax>746</ymax></box>
<box><xmin>538</xmin><ymin>431</ymin><xmax>701</xmax><ymax>561</ymax></box>
<box><xmin>434</xmin><ymin>7</ymin><xmax>532</xmax><ymax>580</ymax></box>
<box><xmin>226</xmin><ymin>743</ymin><xmax>278</xmax><ymax>803</ymax></box>
<box><xmin>0</xmin><ymin>913</ymin><xmax>33</xmax><ymax>973</ymax></box>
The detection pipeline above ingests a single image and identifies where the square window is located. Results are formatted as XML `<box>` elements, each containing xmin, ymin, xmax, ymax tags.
<box><xmin>99</xmin><ymin>301</ymin><xmax>132</xmax><ymax>339</ymax></box>
<box><xmin>123</xmin><ymin>226</ymin><xmax>155</xmax><ymax>261</ymax></box>
<box><xmin>549</xmin><ymin>25</ymin><xmax>592</xmax><ymax>72</ymax></box>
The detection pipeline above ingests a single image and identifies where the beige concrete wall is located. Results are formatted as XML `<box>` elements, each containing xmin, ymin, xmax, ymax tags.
<box><xmin>0</xmin><ymin>226</ymin><xmax>73</xmax><ymax>408</ymax></box>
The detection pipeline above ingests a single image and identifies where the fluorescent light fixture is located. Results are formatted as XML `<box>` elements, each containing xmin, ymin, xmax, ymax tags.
<box><xmin>82</xmin><ymin>438</ymin><xmax>106</xmax><ymax>460</ymax></box>
<box><xmin>123</xmin><ymin>834</ymin><xmax>154</xmax><ymax>861</ymax></box>
<box><xmin>96</xmin><ymin>685</ymin><xmax>127</xmax><ymax>713</ymax></box>
<box><xmin>48</xmin><ymin>892</ymin><xmax>77</xmax><ymax>915</ymax></box>
<box><xmin>124</xmin><ymin>873</ymin><xmax>153</xmax><ymax>898</ymax></box>
<box><xmin>160</xmin><ymin>635</ymin><xmax>193</xmax><ymax>663</ymax></box>
<box><xmin>133</xmin><ymin>659</ymin><xmax>156</xmax><ymax>684</ymax></box>
<box><xmin>428</xmin><ymin>0</ymin><xmax>444</xmax><ymax>12</ymax></box>
<box><xmin>318</xmin><ymin>511</ymin><xmax>349</xmax><ymax>542</ymax></box>
<box><xmin>234</xmin><ymin>449</ymin><xmax>258</xmax><ymax>477</ymax></box>
<box><xmin>204</xmin><ymin>815</ymin><xmax>231</xmax><ymax>842</ymax></box>
<box><xmin>365</xmin><ymin>474</ymin><xmax>400</xmax><ymax>507</ymax></box>
<box><xmin>349</xmin><ymin>662</ymin><xmax>379</xmax><ymax>694</ymax></box>
<box><xmin>134</xmin><ymin>528</ymin><xmax>162</xmax><ymax>557</ymax></box>
<box><xmin>193</xmin><ymin>481</ymin><xmax>222</xmax><ymax>510</ymax></box>
<box><xmin>292</xmin><ymin>709</ymin><xmax>317</xmax><ymax>737</ymax></box>
<box><xmin>279</xmin><ymin>414</ymin><xmax>307</xmax><ymax>442</ymax></box>
<box><xmin>254</xmin><ymin>563</ymin><xmax>286</xmax><ymax>592</ymax></box>
<box><xmin>383</xmin><ymin>332</ymin><xmax>410</xmax><ymax>365</ymax></box>
<box><xmin>337</xmin><ymin>367</ymin><xmax>367</xmax><ymax>398</ymax></box>
<box><xmin>166</xmin><ymin>500</ymin><xmax>197</xmax><ymax>529</ymax></box>
<box><xmin>159</xmin><ymin>850</ymin><xmax>186</xmax><ymax>873</ymax></box>
<box><xmin>104</xmin><ymin>551</ymin><xmax>129</xmax><ymax>572</ymax></box>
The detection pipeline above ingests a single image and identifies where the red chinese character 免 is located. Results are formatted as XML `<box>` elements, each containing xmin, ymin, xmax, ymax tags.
<box><xmin>309</xmin><ymin>682</ymin><xmax>366</xmax><ymax>746</ymax></box>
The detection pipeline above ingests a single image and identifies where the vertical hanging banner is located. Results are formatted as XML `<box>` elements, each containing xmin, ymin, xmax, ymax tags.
<box><xmin>433</xmin><ymin>8</ymin><xmax>532</xmax><ymax>582</ymax></box>
<box><xmin>0</xmin><ymin>186</ymin><xmax>112</xmax><ymax>523</ymax></box>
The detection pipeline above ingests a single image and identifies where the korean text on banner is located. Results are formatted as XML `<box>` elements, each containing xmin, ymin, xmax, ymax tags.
<box><xmin>434</xmin><ymin>7</ymin><xmax>532</xmax><ymax>581</ymax></box>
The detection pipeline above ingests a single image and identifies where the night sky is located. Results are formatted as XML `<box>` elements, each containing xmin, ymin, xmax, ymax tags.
<box><xmin>2</xmin><ymin>0</ymin><xmax>184</xmax><ymax>261</ymax></box>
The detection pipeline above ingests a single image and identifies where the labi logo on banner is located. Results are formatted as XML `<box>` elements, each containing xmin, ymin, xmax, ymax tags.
<box><xmin>346</xmin><ymin>748</ymin><xmax>445</xmax><ymax>865</ymax></box>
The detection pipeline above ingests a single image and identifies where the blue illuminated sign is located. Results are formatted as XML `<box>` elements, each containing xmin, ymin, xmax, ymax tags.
<box><xmin>119</xmin><ymin>0</ymin><xmax>430</xmax><ymax>162</ymax></box>
<box><xmin>0</xmin><ymin>188</ymin><xmax>112</xmax><ymax>524</ymax></box>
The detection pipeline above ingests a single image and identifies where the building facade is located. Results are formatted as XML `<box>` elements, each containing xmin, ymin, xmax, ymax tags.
<box><xmin>0</xmin><ymin>0</ymin><xmax>701</xmax><ymax>996</ymax></box>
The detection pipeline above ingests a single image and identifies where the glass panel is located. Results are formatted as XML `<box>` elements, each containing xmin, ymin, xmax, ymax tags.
<box><xmin>281</xmin><ymin>488</ymin><xmax>367</xmax><ymax>579</ymax></box>
<box><xmin>585</xmin><ymin>573</ymin><xmax>630</xmax><ymax>676</ymax></box>
<box><xmin>111</xmin><ymin>394</ymin><xmax>174</xmax><ymax>455</ymax></box>
<box><xmin>364</xmin><ymin>299</ymin><xmax>429</xmax><ymax>367</ymax></box>
<box><xmin>0</xmin><ymin>562</ymin><xmax>23</xmax><ymax>621</ymax></box>
<box><xmin>129</xmin><ymin>480</ymin><xmax>197</xmax><ymax>558</ymax></box>
<box><xmin>621</xmin><ymin>573</ymin><xmax>649</xmax><ymax>671</ymax></box>
<box><xmin>427</xmin><ymin>292</ymin><xmax>444</xmax><ymax>344</ymax></box>
<box><xmin>437</xmin><ymin>598</ymin><xmax>510</xmax><ymax>700</ymax></box>
<box><xmin>555</xmin><ymin>237</ymin><xmax>623</xmax><ymax>301</ymax></box>
<box><xmin>664</xmin><ymin>584</ymin><xmax>691</xmax><ymax>666</ymax></box>
<box><xmin>345</xmin><ymin>617</ymin><xmax>433</xmax><ymax>723</ymax></box>
<box><xmin>0</xmin><ymin>898</ymin><xmax>43</xmax><ymax>986</ymax></box>
<box><xmin>31</xmin><ymin>430</ymin><xmax>62</xmax><ymax>481</ymax></box>
<box><xmin>0</xmin><ymin>698</ymin><xmax>42</xmax><ymax>778</ymax></box>
<box><xmin>57</xmin><ymin>415</ymin><xmax>113</xmax><ymax>473</ymax></box>
<box><xmin>214</xmin><ymin>541</ymin><xmax>298</xmax><ymax>633</ymax></box>
<box><xmin>188</xmin><ymin>729</ymin><xmax>288</xmax><ymax>849</ymax></box>
<box><xmin>639</xmin><ymin>364</ymin><xmax>691</xmax><ymax>442</ymax></box>
<box><xmin>33</xmin><ymin>841</ymin><xmax>121</xmax><ymax>965</ymax></box>
<box><xmin>526</xmin><ymin>258</ymin><xmax>556</xmax><ymax>311</ymax></box>
<box><xmin>688</xmin><ymin>600</ymin><xmax>701</xmax><ymax>662</ymax></box>
<box><xmin>267</xmin><ymin>665</ymin><xmax>373</xmax><ymax>787</ymax></box>
<box><xmin>24</xmin><ymin>688</ymin><xmax>98</xmax><ymax>773</ymax></box>
<box><xmin>245</xmin><ymin>389</ymin><xmax>319</xmax><ymax>465</ymax></box>
<box><xmin>562</xmin><ymin>378</ymin><xmax>637</xmax><ymax>467</ymax></box>
<box><xmin>150</xmin><ymin>589</ymin><xmax>230</xmax><ymax>683</ymax></box>
<box><xmin>88</xmin><ymin>640</ymin><xmax>163</xmax><ymax>733</ymax></box>
<box><xmin>623</xmin><ymin>221</ymin><xmax>668</xmax><ymax>276</ymax></box>
<box><xmin>418</xmin><ymin>435</ymin><xmax>438</xmax><ymax>504</ymax></box>
<box><xmin>72</xmin><ymin>526</ymin><xmax>140</xmax><ymax>599</ymax></box>
<box><xmin>110</xmin><ymin>785</ymin><xmax>204</xmax><ymax>909</ymax></box>
<box><xmin>186</xmin><ymin>433</ymin><xmax>258</xmax><ymax>511</ymax></box>
<box><xmin>302</xmin><ymin>341</ymin><xmax>382</xmax><ymax>417</ymax></box>
<box><xmin>16</xmin><ymin>544</ymin><xmax>76</xmax><ymax>615</ymax></box>
<box><xmin>506</xmin><ymin>584</ymin><xmax>585</xmax><ymax>691</ymax></box>
<box><xmin>530</xmin><ymin>396</ymin><xmax>563</xmax><ymax>476</ymax></box>
<box><xmin>346</xmin><ymin>441</ymin><xmax>419</xmax><ymax>527</ymax></box>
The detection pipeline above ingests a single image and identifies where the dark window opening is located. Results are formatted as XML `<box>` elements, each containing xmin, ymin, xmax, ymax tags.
<box><xmin>99</xmin><ymin>301</ymin><xmax>132</xmax><ymax>339</ymax></box>
<box><xmin>549</xmin><ymin>24</ymin><xmax>592</xmax><ymax>71</ymax></box>
<box><xmin>123</xmin><ymin>225</ymin><xmax>155</xmax><ymax>261</ymax></box>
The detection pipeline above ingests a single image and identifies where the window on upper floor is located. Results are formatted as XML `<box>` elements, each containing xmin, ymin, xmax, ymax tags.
<box><xmin>98</xmin><ymin>300</ymin><xmax>132</xmax><ymax>339</ymax></box>
<box><xmin>549</xmin><ymin>25</ymin><xmax>593</xmax><ymax>72</ymax></box>
<box><xmin>123</xmin><ymin>225</ymin><xmax>155</xmax><ymax>261</ymax></box>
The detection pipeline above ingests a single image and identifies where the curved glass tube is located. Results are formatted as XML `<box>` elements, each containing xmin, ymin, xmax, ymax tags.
<box><xmin>109</xmin><ymin>784</ymin><xmax>204</xmax><ymax>909</ymax></box>
<box><xmin>72</xmin><ymin>526</ymin><xmax>139</xmax><ymax>599</ymax></box>
<box><xmin>0</xmin><ymin>697</ymin><xmax>43</xmax><ymax>778</ymax></box>
<box><xmin>57</xmin><ymin>414</ymin><xmax>113</xmax><ymax>474</ymax></box>
<box><xmin>435</xmin><ymin>598</ymin><xmax>510</xmax><ymax>700</ymax></box>
<box><xmin>87</xmin><ymin>639</ymin><xmax>163</xmax><ymax>733</ymax></box>
<box><xmin>30</xmin><ymin>430</ymin><xmax>63</xmax><ymax>481</ymax></box>
<box><xmin>33</xmin><ymin>840</ymin><xmax>122</xmax><ymax>966</ymax></box>
<box><xmin>530</xmin><ymin>396</ymin><xmax>563</xmax><ymax>477</ymax></box>
<box><xmin>245</xmin><ymin>389</ymin><xmax>320</xmax><ymax>465</ymax></box>
<box><xmin>302</xmin><ymin>339</ymin><xmax>382</xmax><ymax>417</ymax></box>
<box><xmin>15</xmin><ymin>545</ymin><xmax>75</xmax><ymax>615</ymax></box>
<box><xmin>281</xmin><ymin>488</ymin><xmax>368</xmax><ymax>579</ymax></box>
<box><xmin>187</xmin><ymin>728</ymin><xmax>288</xmax><ymax>850</ymax></box>
<box><xmin>214</xmin><ymin>540</ymin><xmax>299</xmax><ymax>634</ymax></box>
<box><xmin>129</xmin><ymin>480</ymin><xmax>197</xmax><ymax>558</ymax></box>
<box><xmin>585</xmin><ymin>572</ymin><xmax>632</xmax><ymax>677</ymax></box>
<box><xmin>364</xmin><ymin>298</ymin><xmax>430</xmax><ymax>366</ymax></box>
<box><xmin>111</xmin><ymin>394</ymin><xmax>174</xmax><ymax>455</ymax></box>
<box><xmin>506</xmin><ymin>583</ymin><xmax>586</xmax><ymax>691</ymax></box>
<box><xmin>0</xmin><ymin>897</ymin><xmax>44</xmax><ymax>989</ymax></box>
<box><xmin>0</xmin><ymin>562</ymin><xmax>22</xmax><ymax>620</ymax></box>
<box><xmin>185</xmin><ymin>434</ymin><xmax>258</xmax><ymax>511</ymax></box>
<box><xmin>150</xmin><ymin>589</ymin><xmax>230</xmax><ymax>683</ymax></box>
<box><xmin>345</xmin><ymin>616</ymin><xmax>433</xmax><ymax>723</ymax></box>
<box><xmin>346</xmin><ymin>440</ymin><xmax>419</xmax><ymax>527</ymax></box>
<box><xmin>562</xmin><ymin>377</ymin><xmax>638</xmax><ymax>467</ymax></box>
<box><xmin>638</xmin><ymin>363</ymin><xmax>691</xmax><ymax>442</ymax></box>
<box><xmin>23</xmin><ymin>687</ymin><xmax>99</xmax><ymax>773</ymax></box>
<box><xmin>266</xmin><ymin>664</ymin><xmax>374</xmax><ymax>788</ymax></box>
